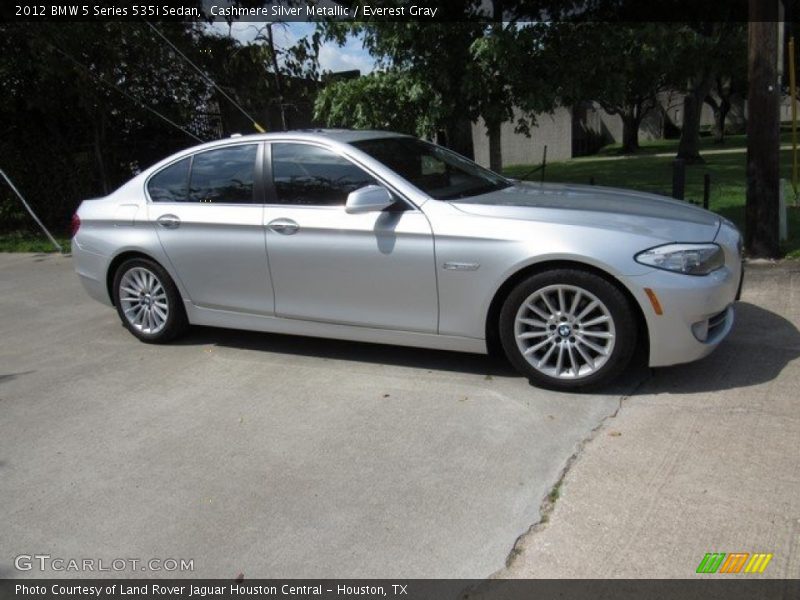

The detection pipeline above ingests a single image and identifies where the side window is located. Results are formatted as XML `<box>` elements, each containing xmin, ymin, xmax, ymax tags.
<box><xmin>148</xmin><ymin>157</ymin><xmax>190</xmax><ymax>203</ymax></box>
<box><xmin>271</xmin><ymin>143</ymin><xmax>376</xmax><ymax>206</ymax></box>
<box><xmin>421</xmin><ymin>154</ymin><xmax>446</xmax><ymax>175</ymax></box>
<box><xmin>188</xmin><ymin>145</ymin><xmax>258</xmax><ymax>204</ymax></box>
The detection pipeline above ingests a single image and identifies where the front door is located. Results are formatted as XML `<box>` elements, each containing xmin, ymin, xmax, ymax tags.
<box><xmin>264</xmin><ymin>142</ymin><xmax>438</xmax><ymax>333</ymax></box>
<box><xmin>148</xmin><ymin>143</ymin><xmax>273</xmax><ymax>315</ymax></box>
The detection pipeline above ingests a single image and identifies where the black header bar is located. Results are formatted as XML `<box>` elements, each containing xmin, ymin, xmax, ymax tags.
<box><xmin>2</xmin><ymin>0</ymin><xmax>791</xmax><ymax>24</ymax></box>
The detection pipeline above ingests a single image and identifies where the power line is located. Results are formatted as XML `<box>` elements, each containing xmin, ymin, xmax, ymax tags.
<box><xmin>0</xmin><ymin>167</ymin><xmax>64</xmax><ymax>254</ymax></box>
<box><xmin>46</xmin><ymin>42</ymin><xmax>205</xmax><ymax>143</ymax></box>
<box><xmin>144</xmin><ymin>20</ymin><xmax>267</xmax><ymax>133</ymax></box>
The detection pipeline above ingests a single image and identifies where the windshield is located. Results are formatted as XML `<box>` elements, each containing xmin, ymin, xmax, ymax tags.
<box><xmin>350</xmin><ymin>137</ymin><xmax>512</xmax><ymax>200</ymax></box>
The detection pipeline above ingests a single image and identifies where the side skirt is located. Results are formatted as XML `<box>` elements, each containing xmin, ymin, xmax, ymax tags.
<box><xmin>185</xmin><ymin>302</ymin><xmax>488</xmax><ymax>355</ymax></box>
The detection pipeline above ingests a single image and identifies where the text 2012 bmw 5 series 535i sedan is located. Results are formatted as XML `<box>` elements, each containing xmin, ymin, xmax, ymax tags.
<box><xmin>72</xmin><ymin>129</ymin><xmax>743</xmax><ymax>390</ymax></box>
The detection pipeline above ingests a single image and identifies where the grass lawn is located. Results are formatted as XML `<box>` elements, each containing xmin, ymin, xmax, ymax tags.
<box><xmin>592</xmin><ymin>131</ymin><xmax>794</xmax><ymax>156</ymax></box>
<box><xmin>505</xmin><ymin>141</ymin><xmax>800</xmax><ymax>258</ymax></box>
<box><xmin>0</xmin><ymin>231</ymin><xmax>70</xmax><ymax>254</ymax></box>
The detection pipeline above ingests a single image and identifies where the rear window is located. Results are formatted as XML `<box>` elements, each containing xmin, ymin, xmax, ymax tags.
<box><xmin>147</xmin><ymin>157</ymin><xmax>190</xmax><ymax>203</ymax></box>
<box><xmin>148</xmin><ymin>145</ymin><xmax>258</xmax><ymax>204</ymax></box>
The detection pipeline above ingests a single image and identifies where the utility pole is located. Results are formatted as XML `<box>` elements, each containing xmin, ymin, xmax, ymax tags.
<box><xmin>745</xmin><ymin>0</ymin><xmax>781</xmax><ymax>257</ymax></box>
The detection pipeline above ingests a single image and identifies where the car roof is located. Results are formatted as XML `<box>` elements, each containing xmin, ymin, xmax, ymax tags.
<box><xmin>141</xmin><ymin>129</ymin><xmax>416</xmax><ymax>180</ymax></box>
<box><xmin>289</xmin><ymin>128</ymin><xmax>411</xmax><ymax>143</ymax></box>
<box><xmin>215</xmin><ymin>128</ymin><xmax>411</xmax><ymax>144</ymax></box>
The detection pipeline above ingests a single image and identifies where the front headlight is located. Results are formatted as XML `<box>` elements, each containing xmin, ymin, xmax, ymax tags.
<box><xmin>634</xmin><ymin>243</ymin><xmax>725</xmax><ymax>275</ymax></box>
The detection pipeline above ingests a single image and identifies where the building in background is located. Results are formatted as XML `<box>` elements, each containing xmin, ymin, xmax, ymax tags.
<box><xmin>471</xmin><ymin>91</ymin><xmax>754</xmax><ymax>169</ymax></box>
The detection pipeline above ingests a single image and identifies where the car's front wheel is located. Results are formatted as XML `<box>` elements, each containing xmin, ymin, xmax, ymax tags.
<box><xmin>499</xmin><ymin>269</ymin><xmax>637</xmax><ymax>390</ymax></box>
<box><xmin>112</xmin><ymin>257</ymin><xmax>188</xmax><ymax>343</ymax></box>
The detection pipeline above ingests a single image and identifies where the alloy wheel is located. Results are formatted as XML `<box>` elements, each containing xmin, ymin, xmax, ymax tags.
<box><xmin>118</xmin><ymin>267</ymin><xmax>170</xmax><ymax>335</ymax></box>
<box><xmin>514</xmin><ymin>284</ymin><xmax>616</xmax><ymax>380</ymax></box>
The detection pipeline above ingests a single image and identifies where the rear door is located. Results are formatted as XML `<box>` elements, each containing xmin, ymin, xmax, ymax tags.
<box><xmin>148</xmin><ymin>143</ymin><xmax>274</xmax><ymax>315</ymax></box>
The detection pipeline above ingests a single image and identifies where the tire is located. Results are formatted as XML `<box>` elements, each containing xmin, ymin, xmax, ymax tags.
<box><xmin>498</xmin><ymin>268</ymin><xmax>637</xmax><ymax>391</ymax></box>
<box><xmin>112</xmin><ymin>257</ymin><xmax>188</xmax><ymax>344</ymax></box>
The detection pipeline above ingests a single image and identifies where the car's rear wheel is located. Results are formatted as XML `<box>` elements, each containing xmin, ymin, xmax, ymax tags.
<box><xmin>499</xmin><ymin>269</ymin><xmax>637</xmax><ymax>390</ymax></box>
<box><xmin>112</xmin><ymin>257</ymin><xmax>188</xmax><ymax>343</ymax></box>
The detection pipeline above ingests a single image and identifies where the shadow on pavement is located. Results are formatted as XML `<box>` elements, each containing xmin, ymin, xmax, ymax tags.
<box><xmin>0</xmin><ymin>371</ymin><xmax>35</xmax><ymax>386</ymax></box>
<box><xmin>175</xmin><ymin>326</ymin><xmax>518</xmax><ymax>378</ymax></box>
<box><xmin>170</xmin><ymin>301</ymin><xmax>792</xmax><ymax>394</ymax></box>
<box><xmin>640</xmin><ymin>301</ymin><xmax>800</xmax><ymax>394</ymax></box>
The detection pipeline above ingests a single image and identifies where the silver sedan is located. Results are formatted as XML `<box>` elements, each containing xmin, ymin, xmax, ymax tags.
<box><xmin>72</xmin><ymin>130</ymin><xmax>742</xmax><ymax>390</ymax></box>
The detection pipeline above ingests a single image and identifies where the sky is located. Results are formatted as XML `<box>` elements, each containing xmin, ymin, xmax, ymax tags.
<box><xmin>207</xmin><ymin>21</ymin><xmax>376</xmax><ymax>75</ymax></box>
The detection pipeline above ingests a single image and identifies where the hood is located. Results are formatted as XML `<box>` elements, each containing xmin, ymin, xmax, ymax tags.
<box><xmin>450</xmin><ymin>182</ymin><xmax>720</xmax><ymax>242</ymax></box>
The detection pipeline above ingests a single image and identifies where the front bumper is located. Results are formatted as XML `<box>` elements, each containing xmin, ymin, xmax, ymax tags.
<box><xmin>624</xmin><ymin>262</ymin><xmax>741</xmax><ymax>368</ymax></box>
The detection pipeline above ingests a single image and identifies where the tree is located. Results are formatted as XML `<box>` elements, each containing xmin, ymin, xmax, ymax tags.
<box><xmin>319</xmin><ymin>10</ymin><xmax>558</xmax><ymax>169</ymax></box>
<box><xmin>314</xmin><ymin>71</ymin><xmax>442</xmax><ymax>137</ymax></box>
<box><xmin>548</xmin><ymin>23</ymin><xmax>675</xmax><ymax>154</ymax></box>
<box><xmin>701</xmin><ymin>25</ymin><xmax>747</xmax><ymax>145</ymax></box>
<box><xmin>250</xmin><ymin>23</ymin><xmax>321</xmax><ymax>131</ymax></box>
<box><xmin>704</xmin><ymin>74</ymin><xmax>746</xmax><ymax>144</ymax></box>
<box><xmin>468</xmin><ymin>21</ymin><xmax>557</xmax><ymax>170</ymax></box>
<box><xmin>672</xmin><ymin>23</ymin><xmax>747</xmax><ymax>162</ymax></box>
<box><xmin>321</xmin><ymin>20</ymin><xmax>482</xmax><ymax>159</ymax></box>
<box><xmin>0</xmin><ymin>21</ymin><xmax>301</xmax><ymax>232</ymax></box>
<box><xmin>0</xmin><ymin>22</ymin><xmax>216</xmax><ymax>232</ymax></box>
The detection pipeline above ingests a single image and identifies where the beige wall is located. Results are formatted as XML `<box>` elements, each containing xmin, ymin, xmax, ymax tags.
<box><xmin>471</xmin><ymin>107</ymin><xmax>573</xmax><ymax>168</ymax></box>
<box><xmin>471</xmin><ymin>91</ymin><xmax>778</xmax><ymax>169</ymax></box>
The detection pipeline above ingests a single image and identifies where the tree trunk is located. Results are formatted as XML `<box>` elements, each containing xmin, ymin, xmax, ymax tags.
<box><xmin>620</xmin><ymin>113</ymin><xmax>640</xmax><ymax>153</ymax></box>
<box><xmin>715</xmin><ymin>99</ymin><xmax>731</xmax><ymax>143</ymax></box>
<box><xmin>93</xmin><ymin>112</ymin><xmax>109</xmax><ymax>195</ymax></box>
<box><xmin>705</xmin><ymin>95</ymin><xmax>724</xmax><ymax>143</ymax></box>
<box><xmin>676</xmin><ymin>78</ymin><xmax>713</xmax><ymax>163</ymax></box>
<box><xmin>711</xmin><ymin>108</ymin><xmax>724</xmax><ymax>143</ymax></box>
<box><xmin>487</xmin><ymin>119</ymin><xmax>502</xmax><ymax>173</ymax></box>
<box><xmin>487</xmin><ymin>0</ymin><xmax>504</xmax><ymax>172</ymax></box>
<box><xmin>444</xmin><ymin>116</ymin><xmax>475</xmax><ymax>159</ymax></box>
<box><xmin>745</xmin><ymin>4</ymin><xmax>781</xmax><ymax>258</ymax></box>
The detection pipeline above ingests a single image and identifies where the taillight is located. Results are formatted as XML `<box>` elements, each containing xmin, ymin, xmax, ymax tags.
<box><xmin>70</xmin><ymin>213</ymin><xmax>81</xmax><ymax>238</ymax></box>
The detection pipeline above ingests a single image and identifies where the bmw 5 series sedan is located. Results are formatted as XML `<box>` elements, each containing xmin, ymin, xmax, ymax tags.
<box><xmin>72</xmin><ymin>129</ymin><xmax>742</xmax><ymax>390</ymax></box>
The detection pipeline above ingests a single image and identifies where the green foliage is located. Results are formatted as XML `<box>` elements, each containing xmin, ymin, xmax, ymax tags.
<box><xmin>317</xmin><ymin>19</ymin><xmax>558</xmax><ymax>153</ymax></box>
<box><xmin>0</xmin><ymin>21</ymin><xmax>319</xmax><ymax>235</ymax></box>
<box><xmin>667</xmin><ymin>23</ymin><xmax>747</xmax><ymax>91</ymax></box>
<box><xmin>546</xmin><ymin>23</ymin><xmax>676</xmax><ymax>127</ymax></box>
<box><xmin>0</xmin><ymin>22</ymin><xmax>215</xmax><ymax>233</ymax></box>
<box><xmin>314</xmin><ymin>71</ymin><xmax>441</xmax><ymax>137</ymax></box>
<box><xmin>590</xmin><ymin>24</ymin><xmax>675</xmax><ymax>115</ymax></box>
<box><xmin>468</xmin><ymin>22</ymin><xmax>556</xmax><ymax>133</ymax></box>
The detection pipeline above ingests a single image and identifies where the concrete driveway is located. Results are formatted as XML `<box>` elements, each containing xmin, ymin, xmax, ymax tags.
<box><xmin>494</xmin><ymin>261</ymin><xmax>800</xmax><ymax>580</ymax></box>
<box><xmin>0</xmin><ymin>253</ymin><xmax>642</xmax><ymax>579</ymax></box>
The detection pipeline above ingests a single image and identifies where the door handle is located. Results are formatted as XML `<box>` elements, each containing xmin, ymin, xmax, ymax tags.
<box><xmin>157</xmin><ymin>214</ymin><xmax>181</xmax><ymax>229</ymax></box>
<box><xmin>267</xmin><ymin>219</ymin><xmax>299</xmax><ymax>235</ymax></box>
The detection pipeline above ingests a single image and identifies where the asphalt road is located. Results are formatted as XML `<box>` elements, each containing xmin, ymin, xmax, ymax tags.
<box><xmin>0</xmin><ymin>253</ymin><xmax>643</xmax><ymax>579</ymax></box>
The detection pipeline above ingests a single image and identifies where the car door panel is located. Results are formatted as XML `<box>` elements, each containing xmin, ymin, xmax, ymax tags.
<box><xmin>265</xmin><ymin>206</ymin><xmax>437</xmax><ymax>332</ymax></box>
<box><xmin>151</xmin><ymin>204</ymin><xmax>272</xmax><ymax>314</ymax></box>
<box><xmin>149</xmin><ymin>143</ymin><xmax>274</xmax><ymax>315</ymax></box>
<box><xmin>264</xmin><ymin>141</ymin><xmax>438</xmax><ymax>333</ymax></box>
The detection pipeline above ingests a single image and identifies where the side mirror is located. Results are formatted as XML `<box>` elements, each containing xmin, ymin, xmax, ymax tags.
<box><xmin>345</xmin><ymin>185</ymin><xmax>394</xmax><ymax>214</ymax></box>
